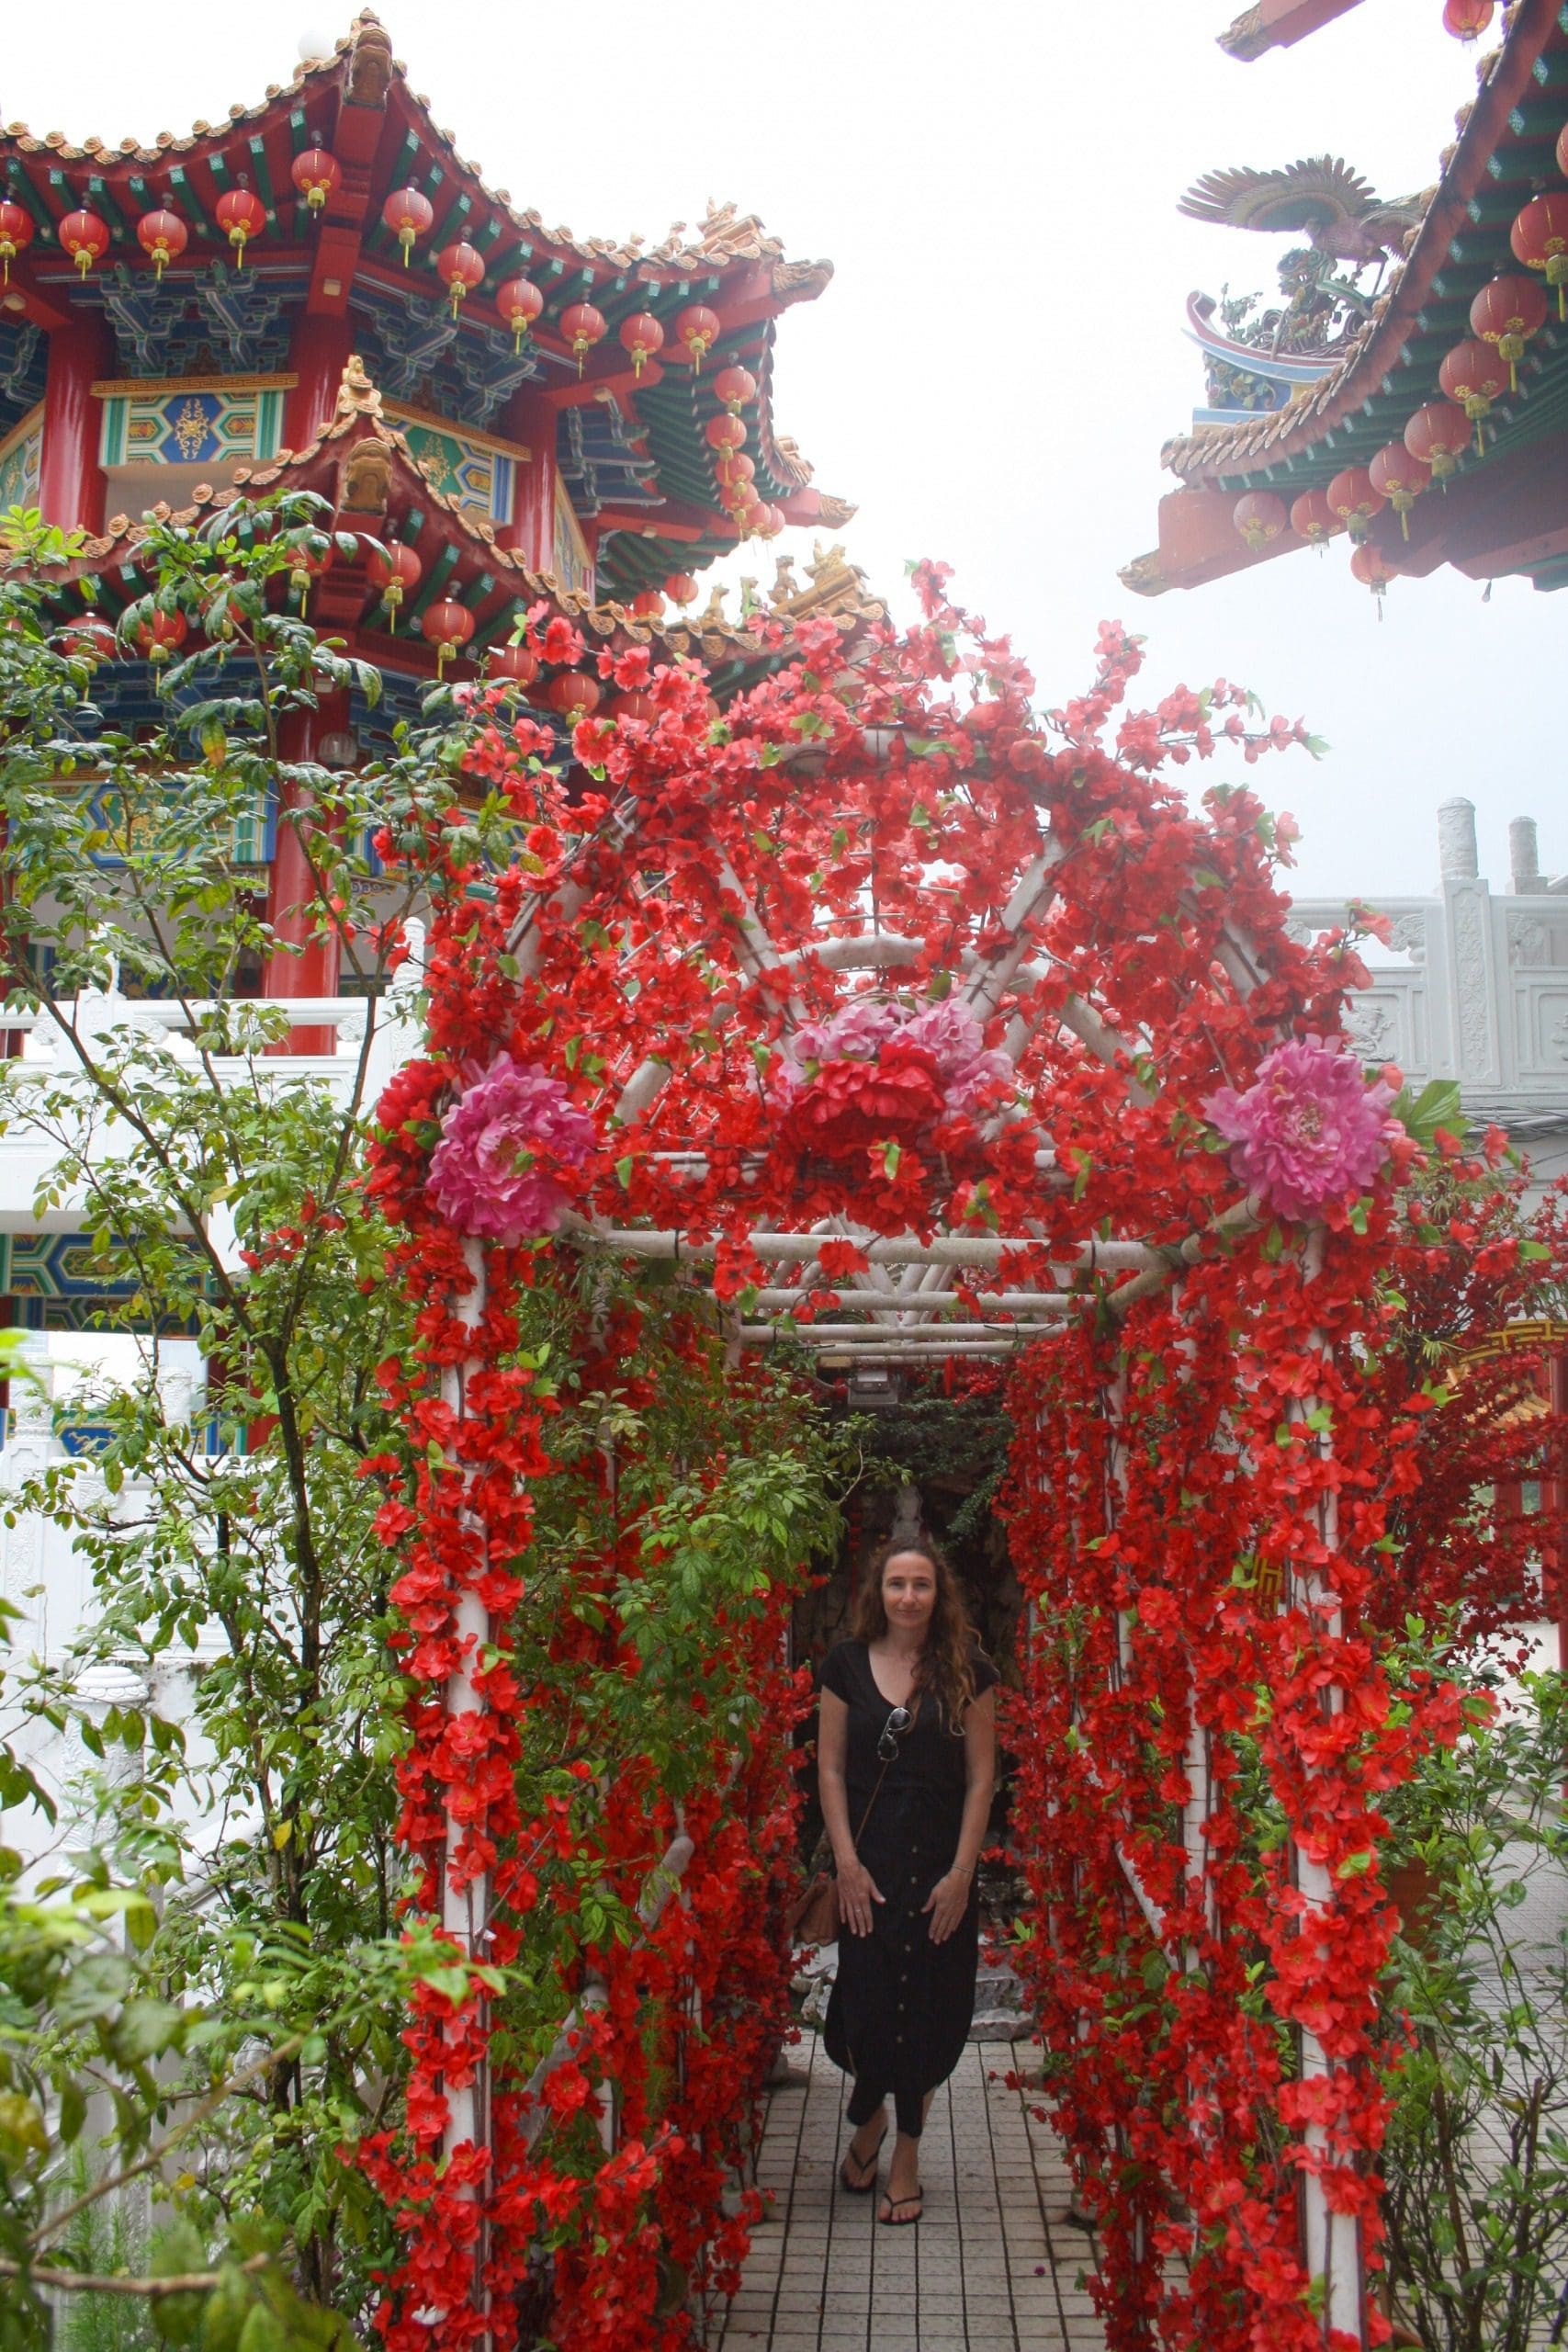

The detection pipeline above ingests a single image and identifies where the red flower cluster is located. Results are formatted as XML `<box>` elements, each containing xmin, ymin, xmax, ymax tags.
<box><xmin>778</xmin><ymin>1043</ymin><xmax>947</xmax><ymax>1159</ymax></box>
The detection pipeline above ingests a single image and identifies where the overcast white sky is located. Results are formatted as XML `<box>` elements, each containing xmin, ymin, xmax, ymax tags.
<box><xmin>6</xmin><ymin>1</ymin><xmax>1555</xmax><ymax>899</ymax></box>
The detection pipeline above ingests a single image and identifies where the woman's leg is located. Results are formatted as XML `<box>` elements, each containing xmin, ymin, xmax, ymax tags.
<box><xmin>879</xmin><ymin>2089</ymin><xmax>933</xmax><ymax>2222</ymax></box>
<box><xmin>841</xmin><ymin>2076</ymin><xmax>890</xmax><ymax>2182</ymax></box>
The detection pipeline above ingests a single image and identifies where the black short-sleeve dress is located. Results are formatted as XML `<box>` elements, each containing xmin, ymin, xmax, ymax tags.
<box><xmin>818</xmin><ymin>1640</ymin><xmax>998</xmax><ymax>2138</ymax></box>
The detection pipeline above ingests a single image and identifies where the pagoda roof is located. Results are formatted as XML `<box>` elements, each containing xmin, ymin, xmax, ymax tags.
<box><xmin>0</xmin><ymin>14</ymin><xmax>827</xmax><ymax>288</ymax></box>
<box><xmin>1122</xmin><ymin>0</ymin><xmax>1568</xmax><ymax>597</ymax></box>
<box><xmin>0</xmin><ymin>14</ymin><xmax>846</xmax><ymax>599</ymax></box>
<box><xmin>1214</xmin><ymin>0</ymin><xmax>1367</xmax><ymax>62</ymax></box>
<box><xmin>40</xmin><ymin>356</ymin><xmax>885</xmax><ymax>692</ymax></box>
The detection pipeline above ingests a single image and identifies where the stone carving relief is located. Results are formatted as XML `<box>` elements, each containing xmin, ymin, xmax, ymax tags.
<box><xmin>1346</xmin><ymin>998</ymin><xmax>1398</xmax><ymax>1061</ymax></box>
<box><xmin>1508</xmin><ymin>912</ymin><xmax>1548</xmax><ymax>967</ymax></box>
<box><xmin>1448</xmin><ymin>885</ymin><xmax>1493</xmax><ymax>1079</ymax></box>
<box><xmin>1388</xmin><ymin>914</ymin><xmax>1427</xmax><ymax>966</ymax></box>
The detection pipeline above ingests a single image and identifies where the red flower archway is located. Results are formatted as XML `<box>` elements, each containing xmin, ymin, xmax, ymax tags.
<box><xmin>363</xmin><ymin>571</ymin><xmax>1495</xmax><ymax>2351</ymax></box>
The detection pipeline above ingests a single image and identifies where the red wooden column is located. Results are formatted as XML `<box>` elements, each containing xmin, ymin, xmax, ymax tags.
<box><xmin>284</xmin><ymin>313</ymin><xmax>355</xmax><ymax>453</ymax></box>
<box><xmin>36</xmin><ymin>312</ymin><xmax>111</xmax><ymax>534</ymax></box>
<box><xmin>263</xmin><ymin>695</ymin><xmax>348</xmax><ymax>1054</ymax></box>
<box><xmin>497</xmin><ymin>385</ymin><xmax>557</xmax><ymax>568</ymax></box>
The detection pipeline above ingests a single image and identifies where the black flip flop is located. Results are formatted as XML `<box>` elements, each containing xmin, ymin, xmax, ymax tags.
<box><xmin>838</xmin><ymin>2127</ymin><xmax>887</xmax><ymax>2195</ymax></box>
<box><xmin>878</xmin><ymin>2188</ymin><xmax>923</xmax><ymax>2227</ymax></box>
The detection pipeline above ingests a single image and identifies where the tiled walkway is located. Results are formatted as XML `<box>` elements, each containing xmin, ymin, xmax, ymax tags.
<box><xmin>714</xmin><ymin>2036</ymin><xmax>1109</xmax><ymax>2350</ymax></box>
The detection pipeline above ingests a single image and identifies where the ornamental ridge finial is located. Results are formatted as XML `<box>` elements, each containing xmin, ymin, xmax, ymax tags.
<box><xmin>336</xmin><ymin>353</ymin><xmax>383</xmax><ymax>418</ymax></box>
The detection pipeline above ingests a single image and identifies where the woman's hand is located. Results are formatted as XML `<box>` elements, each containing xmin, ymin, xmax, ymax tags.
<box><xmin>922</xmin><ymin>1869</ymin><xmax>973</xmax><ymax>1945</ymax></box>
<box><xmin>837</xmin><ymin>1857</ymin><xmax>884</xmax><ymax>1939</ymax></box>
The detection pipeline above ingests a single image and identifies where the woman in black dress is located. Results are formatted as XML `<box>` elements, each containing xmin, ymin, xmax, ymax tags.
<box><xmin>818</xmin><ymin>1541</ymin><xmax>998</xmax><ymax>2226</ymax></box>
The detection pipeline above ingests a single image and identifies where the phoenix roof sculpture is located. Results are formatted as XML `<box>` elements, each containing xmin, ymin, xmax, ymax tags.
<box><xmin>1178</xmin><ymin>155</ymin><xmax>1426</xmax><ymax>266</ymax></box>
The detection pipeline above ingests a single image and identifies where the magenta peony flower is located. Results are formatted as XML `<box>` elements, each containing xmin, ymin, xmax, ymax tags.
<box><xmin>427</xmin><ymin>1055</ymin><xmax>595</xmax><ymax>1244</ymax></box>
<box><xmin>1205</xmin><ymin>1035</ymin><xmax>1396</xmax><ymax>1225</ymax></box>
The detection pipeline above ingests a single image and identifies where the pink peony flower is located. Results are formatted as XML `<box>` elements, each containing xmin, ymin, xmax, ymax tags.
<box><xmin>1205</xmin><ymin>1035</ymin><xmax>1396</xmax><ymax>1225</ymax></box>
<box><xmin>427</xmin><ymin>1055</ymin><xmax>595</xmax><ymax>1245</ymax></box>
<box><xmin>901</xmin><ymin>998</ymin><xmax>1013</xmax><ymax>1114</ymax></box>
<box><xmin>784</xmin><ymin>999</ymin><xmax>903</xmax><ymax>1084</ymax></box>
<box><xmin>781</xmin><ymin>994</ymin><xmax>1011</xmax><ymax>1118</ymax></box>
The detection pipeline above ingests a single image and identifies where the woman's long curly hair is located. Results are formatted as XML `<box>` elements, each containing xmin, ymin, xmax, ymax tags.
<box><xmin>849</xmin><ymin>1538</ymin><xmax>980</xmax><ymax>1733</ymax></box>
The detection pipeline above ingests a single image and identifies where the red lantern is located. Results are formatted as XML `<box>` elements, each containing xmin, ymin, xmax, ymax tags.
<box><xmin>736</xmin><ymin>496</ymin><xmax>771</xmax><ymax>539</ymax></box>
<box><xmin>214</xmin><ymin>187</ymin><xmax>265</xmax><ymax>269</ymax></box>
<box><xmin>1349</xmin><ymin>541</ymin><xmax>1397</xmax><ymax>613</ymax></box>
<box><xmin>755</xmin><ymin>503</ymin><xmax>785</xmax><ymax>540</ymax></box>
<box><xmin>496</xmin><ymin>275</ymin><xmax>543</xmax><ymax>354</ymax></box>
<box><xmin>1289</xmin><ymin>489</ymin><xmax>1342</xmax><ymax>548</ymax></box>
<box><xmin>630</xmin><ymin>587</ymin><xmax>664</xmax><ymax>620</ymax></box>
<box><xmin>713</xmin><ymin>364</ymin><xmax>757</xmax><ymax>414</ymax></box>
<box><xmin>664</xmin><ymin>571</ymin><xmax>699</xmax><ymax>606</ymax></box>
<box><xmin>290</xmin><ymin>148</ymin><xmax>341</xmax><ymax>214</ymax></box>
<box><xmin>715</xmin><ymin>451</ymin><xmax>755</xmax><ymax>495</ymax></box>
<box><xmin>1438</xmin><ymin>338</ymin><xmax>1508</xmax><ymax>450</ymax></box>
<box><xmin>612</xmin><ymin>690</ymin><xmax>656</xmax><ymax>722</ymax></box>
<box><xmin>382</xmin><ymin>186</ymin><xmax>434</xmax><ymax>266</ymax></box>
<box><xmin>1232</xmin><ymin>490</ymin><xmax>1289</xmax><ymax>552</ymax></box>
<box><xmin>1558</xmin><ymin>119</ymin><xmax>1568</xmax><ymax>179</ymax></box>
<box><xmin>133</xmin><ymin>605</ymin><xmax>188</xmax><ymax>665</ymax></box>
<box><xmin>546</xmin><ymin>671</ymin><xmax>602</xmax><ymax>719</ymax></box>
<box><xmin>618</xmin><ymin>311</ymin><xmax>664</xmax><ymax>376</ymax></box>
<box><xmin>422</xmin><ymin>599</ymin><xmax>476</xmax><ymax>677</ymax></box>
<box><xmin>486</xmin><ymin>642</ymin><xmax>538</xmax><ymax>686</ymax></box>
<box><xmin>705</xmin><ymin>413</ymin><xmax>747</xmax><ymax>461</ymax></box>
<box><xmin>676</xmin><ymin>304</ymin><xmax>721</xmax><ymax>371</ymax></box>
<box><xmin>436</xmin><ymin>241</ymin><xmax>484</xmax><ymax>320</ymax></box>
<box><xmin>1441</xmin><ymin>0</ymin><xmax>1493</xmax><ymax>34</ymax></box>
<box><xmin>1367</xmin><ymin>442</ymin><xmax>1431</xmax><ymax>540</ymax></box>
<box><xmin>136</xmin><ymin>209</ymin><xmax>186</xmax><ymax>283</ymax></box>
<box><xmin>59</xmin><ymin>616</ymin><xmax>118</xmax><ymax>667</ymax></box>
<box><xmin>366</xmin><ymin>542</ymin><xmax>423</xmax><ymax>628</ymax></box>
<box><xmin>1468</xmin><ymin>274</ymin><xmax>1548</xmax><ymax>390</ymax></box>
<box><xmin>1404</xmin><ymin>401</ymin><xmax>1472</xmax><ymax>484</ymax></box>
<box><xmin>1326</xmin><ymin>466</ymin><xmax>1386</xmax><ymax>542</ymax></box>
<box><xmin>0</xmin><ymin>200</ymin><xmax>33</xmax><ymax>287</ymax></box>
<box><xmin>1510</xmin><ymin>192</ymin><xmax>1568</xmax><ymax>321</ymax></box>
<box><xmin>560</xmin><ymin>301</ymin><xmax>606</xmax><ymax>377</ymax></box>
<box><xmin>59</xmin><ymin>209</ymin><xmax>109</xmax><ymax>280</ymax></box>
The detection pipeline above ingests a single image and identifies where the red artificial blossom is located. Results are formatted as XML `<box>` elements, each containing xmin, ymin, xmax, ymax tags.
<box><xmin>358</xmin><ymin>570</ymin><xmax>1534</xmax><ymax>2349</ymax></box>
